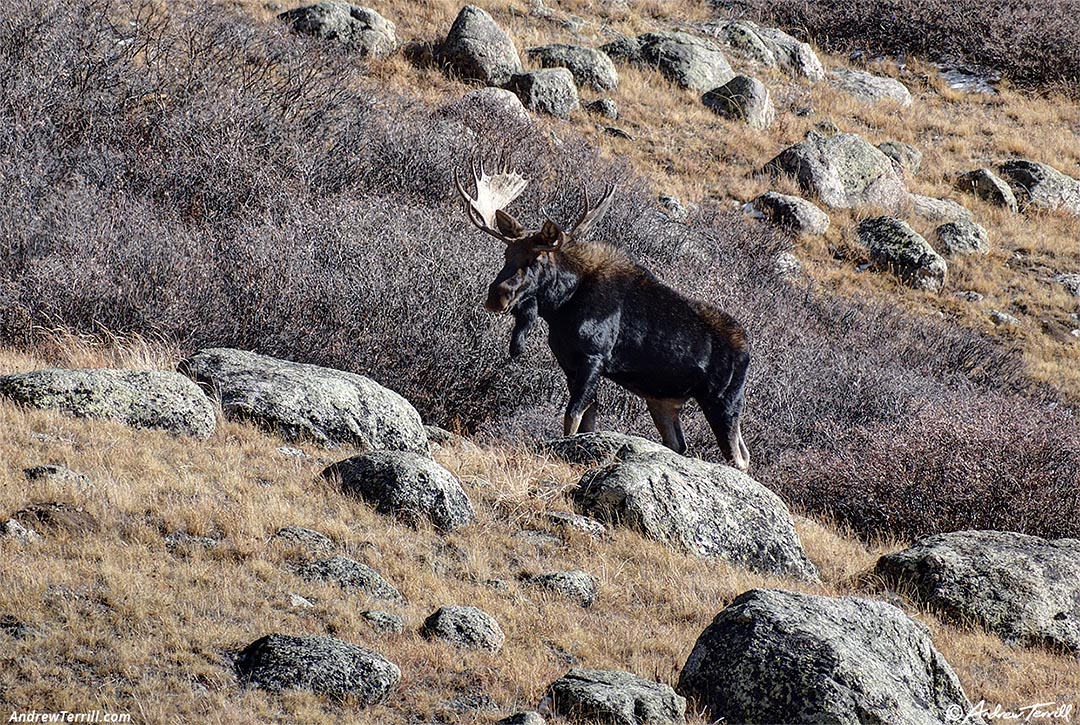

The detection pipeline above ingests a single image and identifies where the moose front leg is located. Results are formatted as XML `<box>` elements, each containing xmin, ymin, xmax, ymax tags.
<box><xmin>509</xmin><ymin>298</ymin><xmax>538</xmax><ymax>359</ymax></box>
<box><xmin>564</xmin><ymin>358</ymin><xmax>604</xmax><ymax>436</ymax></box>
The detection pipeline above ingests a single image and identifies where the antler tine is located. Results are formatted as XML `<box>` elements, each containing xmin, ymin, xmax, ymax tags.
<box><xmin>569</xmin><ymin>183</ymin><xmax>616</xmax><ymax>240</ymax></box>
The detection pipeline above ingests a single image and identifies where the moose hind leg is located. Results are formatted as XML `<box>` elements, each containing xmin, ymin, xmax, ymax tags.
<box><xmin>646</xmin><ymin>398</ymin><xmax>687</xmax><ymax>454</ymax></box>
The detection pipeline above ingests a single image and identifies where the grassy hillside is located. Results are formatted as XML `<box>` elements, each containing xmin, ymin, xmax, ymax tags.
<box><xmin>1</xmin><ymin>342</ymin><xmax>1077</xmax><ymax>723</ymax></box>
<box><xmin>1</xmin><ymin>0</ymin><xmax>1079</xmax><ymax>720</ymax></box>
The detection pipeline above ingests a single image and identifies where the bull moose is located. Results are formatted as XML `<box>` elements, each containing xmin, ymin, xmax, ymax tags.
<box><xmin>455</xmin><ymin>158</ymin><xmax>751</xmax><ymax>471</ymax></box>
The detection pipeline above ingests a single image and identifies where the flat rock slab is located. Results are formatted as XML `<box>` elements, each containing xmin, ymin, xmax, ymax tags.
<box><xmin>956</xmin><ymin>168</ymin><xmax>1018</xmax><ymax>212</ymax></box>
<box><xmin>0</xmin><ymin>368</ymin><xmax>215</xmax><ymax>438</ymax></box>
<box><xmin>278</xmin><ymin>2</ymin><xmax>396</xmax><ymax>57</ymax></box>
<box><xmin>324</xmin><ymin>450</ymin><xmax>474</xmax><ymax>531</ymax></box>
<box><xmin>422</xmin><ymin>605</ymin><xmax>504</xmax><ymax>652</ymax></box>
<box><xmin>273</xmin><ymin>525</ymin><xmax>336</xmax><ymax>555</ymax></box>
<box><xmin>543</xmin><ymin>432</ymin><xmax>669</xmax><ymax>466</ymax></box>
<box><xmin>440</xmin><ymin>5</ymin><xmax>522</xmax><ymax>86</ymax></box>
<box><xmin>763</xmin><ymin>131</ymin><xmax>907</xmax><ymax>210</ymax></box>
<box><xmin>573</xmin><ymin>451</ymin><xmax>817</xmax><ymax>582</ymax></box>
<box><xmin>178</xmin><ymin>348</ymin><xmax>426</xmax><ymax>453</ymax></box>
<box><xmin>297</xmin><ymin>555</ymin><xmax>404</xmax><ymax>603</ymax></box>
<box><xmin>829</xmin><ymin>67</ymin><xmax>912</xmax><ymax>105</ymax></box>
<box><xmin>236</xmin><ymin>633</ymin><xmax>399</xmax><ymax>703</ymax></box>
<box><xmin>547</xmin><ymin>668</ymin><xmax>686</xmax><ymax>725</ymax></box>
<box><xmin>858</xmin><ymin>216</ymin><xmax>948</xmax><ymax>292</ymax></box>
<box><xmin>705</xmin><ymin>20</ymin><xmax>824</xmax><ymax>81</ymax></box>
<box><xmin>875</xmin><ymin>530</ymin><xmax>1080</xmax><ymax>654</ymax></box>
<box><xmin>677</xmin><ymin>588</ymin><xmax>981</xmax><ymax>725</ymax></box>
<box><xmin>523</xmin><ymin>570</ymin><xmax>599</xmax><ymax>608</ymax></box>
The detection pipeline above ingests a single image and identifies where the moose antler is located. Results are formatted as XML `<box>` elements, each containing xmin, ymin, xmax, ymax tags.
<box><xmin>568</xmin><ymin>184</ymin><xmax>615</xmax><ymax>240</ymax></box>
<box><xmin>454</xmin><ymin>154</ymin><xmax>528</xmax><ymax>242</ymax></box>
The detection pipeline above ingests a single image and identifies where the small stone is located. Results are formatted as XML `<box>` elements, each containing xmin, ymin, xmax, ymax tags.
<box><xmin>829</xmin><ymin>67</ymin><xmax>912</xmax><ymax>105</ymax></box>
<box><xmin>15</xmin><ymin>502</ymin><xmax>99</xmax><ymax>534</ymax></box>
<box><xmin>289</xmin><ymin>593</ymin><xmax>315</xmax><ymax>609</ymax></box>
<box><xmin>508</xmin><ymin>68</ymin><xmax>580</xmax><ymax>119</ymax></box>
<box><xmin>362</xmin><ymin>610</ymin><xmax>405</xmax><ymax>634</ymax></box>
<box><xmin>702</xmin><ymin>74</ymin><xmax>775</xmax><ymax>129</ymax></box>
<box><xmin>524</xmin><ymin>570</ymin><xmax>599</xmax><ymax>607</ymax></box>
<box><xmin>877</xmin><ymin>141</ymin><xmax>922</xmax><ymax>177</ymax></box>
<box><xmin>23</xmin><ymin>465</ymin><xmax>92</xmax><ymax>490</ymax></box>
<box><xmin>956</xmin><ymin>168</ymin><xmax>1018</xmax><ymax>212</ymax></box>
<box><xmin>988</xmin><ymin>310</ymin><xmax>1020</xmax><ymax>326</ymax></box>
<box><xmin>935</xmin><ymin>219</ymin><xmax>990</xmax><ymax>256</ymax></box>
<box><xmin>585</xmin><ymin>98</ymin><xmax>618</xmax><ymax>119</ymax></box>
<box><xmin>496</xmin><ymin>712</ymin><xmax>546</xmax><ymax>725</ymax></box>
<box><xmin>297</xmin><ymin>555</ymin><xmax>404</xmax><ymax>603</ymax></box>
<box><xmin>545</xmin><ymin>511</ymin><xmax>607</xmax><ymax>538</ymax></box>
<box><xmin>274</xmin><ymin>525</ymin><xmax>335</xmax><ymax>555</ymax></box>
<box><xmin>164</xmin><ymin>531</ymin><xmax>220</xmax><ymax>552</ymax></box>
<box><xmin>0</xmin><ymin>519</ymin><xmax>42</xmax><ymax>544</ymax></box>
<box><xmin>547</xmin><ymin>668</ymin><xmax>686</xmax><ymax>724</ymax></box>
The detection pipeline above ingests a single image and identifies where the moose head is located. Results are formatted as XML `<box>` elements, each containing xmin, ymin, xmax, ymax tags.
<box><xmin>454</xmin><ymin>156</ymin><xmax>614</xmax><ymax>315</ymax></box>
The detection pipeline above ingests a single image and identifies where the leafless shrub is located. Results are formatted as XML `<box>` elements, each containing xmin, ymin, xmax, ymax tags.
<box><xmin>1</xmin><ymin>0</ymin><xmax>1075</xmax><ymax>540</ymax></box>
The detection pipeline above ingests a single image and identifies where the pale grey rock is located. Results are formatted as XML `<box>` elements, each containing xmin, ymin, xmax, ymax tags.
<box><xmin>749</xmin><ymin>191</ymin><xmax>830</xmax><ymax>236</ymax></box>
<box><xmin>998</xmin><ymin>159</ymin><xmax>1080</xmax><ymax>215</ymax></box>
<box><xmin>23</xmin><ymin>464</ymin><xmax>92</xmax><ymax>491</ymax></box>
<box><xmin>754</xmin><ymin>25</ymin><xmax>825</xmax><ymax>81</ymax></box>
<box><xmin>543</xmin><ymin>432</ymin><xmax>669</xmax><ymax>466</ymax></box>
<box><xmin>446</xmin><ymin>86</ymin><xmax>532</xmax><ymax>128</ymax></box>
<box><xmin>289</xmin><ymin>593</ymin><xmax>315</xmax><ymax>609</ymax></box>
<box><xmin>274</xmin><ymin>525</ymin><xmax>335</xmax><ymax>555</ymax></box>
<box><xmin>424</xmin><ymin>425</ymin><xmax>479</xmax><ymax>453</ymax></box>
<box><xmin>164</xmin><ymin>531</ymin><xmax>219</xmax><ymax>552</ymax></box>
<box><xmin>774</xmin><ymin>252</ymin><xmax>803</xmax><ymax>278</ymax></box>
<box><xmin>178</xmin><ymin>348</ymin><xmax>426</xmax><ymax>452</ymax></box>
<box><xmin>876</xmin><ymin>530</ymin><xmax>1080</xmax><ymax>654</ymax></box>
<box><xmin>278</xmin><ymin>2</ymin><xmax>396</xmax><ymax>57</ymax></box>
<box><xmin>0</xmin><ymin>519</ymin><xmax>42</xmax><ymax>544</ymax></box>
<box><xmin>829</xmin><ymin>67</ymin><xmax>912</xmax><ymax>105</ymax></box>
<box><xmin>545</xmin><ymin>510</ymin><xmax>607</xmax><ymax>538</ymax></box>
<box><xmin>547</xmin><ymin>668</ymin><xmax>686</xmax><ymax>725</ymax></box>
<box><xmin>858</xmin><ymin>216</ymin><xmax>948</xmax><ymax>292</ymax></box>
<box><xmin>988</xmin><ymin>310</ymin><xmax>1020</xmax><ymax>326</ymax></box>
<box><xmin>706</xmin><ymin>20</ymin><xmax>824</xmax><ymax>81</ymax></box>
<box><xmin>15</xmin><ymin>502</ymin><xmax>98</xmax><ymax>534</ymax></box>
<box><xmin>422</xmin><ymin>605</ymin><xmax>505</xmax><ymax>652</ymax></box>
<box><xmin>585</xmin><ymin>98</ymin><xmax>618</xmax><ymax>119</ymax></box>
<box><xmin>936</xmin><ymin>219</ymin><xmax>990</xmax><ymax>256</ymax></box>
<box><xmin>440</xmin><ymin>5</ymin><xmax>522</xmax><ymax>86</ymax></box>
<box><xmin>877</xmin><ymin>141</ymin><xmax>922</xmax><ymax>177</ymax></box>
<box><xmin>496</xmin><ymin>712</ymin><xmax>546</xmax><ymax>725</ymax></box>
<box><xmin>603</xmin><ymin>32</ymin><xmax>734</xmax><ymax>91</ymax></box>
<box><xmin>909</xmin><ymin>194</ymin><xmax>973</xmax><ymax>223</ymax></box>
<box><xmin>361</xmin><ymin>609</ymin><xmax>405</xmax><ymax>634</ymax></box>
<box><xmin>678</xmin><ymin>589</ymin><xmax>980</xmax><ymax>725</ymax></box>
<box><xmin>508</xmin><ymin>68</ymin><xmax>579</xmax><ymax>119</ymax></box>
<box><xmin>527</xmin><ymin>44</ymin><xmax>618</xmax><ymax>91</ymax></box>
<box><xmin>297</xmin><ymin>555</ymin><xmax>404</xmax><ymax>603</ymax></box>
<box><xmin>763</xmin><ymin>131</ymin><xmax>907</xmax><ymax>210</ymax></box>
<box><xmin>325</xmin><ymin>450</ymin><xmax>474</xmax><ymax>531</ymax></box>
<box><xmin>956</xmin><ymin>168</ymin><xmax>1018</xmax><ymax>212</ymax></box>
<box><xmin>573</xmin><ymin>451</ymin><xmax>817</xmax><ymax>581</ymax></box>
<box><xmin>235</xmin><ymin>633</ymin><xmax>399</xmax><ymax>702</ymax></box>
<box><xmin>702</xmin><ymin>74</ymin><xmax>774</xmax><ymax>129</ymax></box>
<box><xmin>0</xmin><ymin>368</ymin><xmax>215</xmax><ymax>438</ymax></box>
<box><xmin>1052</xmin><ymin>273</ymin><xmax>1080</xmax><ymax>297</ymax></box>
<box><xmin>524</xmin><ymin>570</ymin><xmax>599</xmax><ymax>607</ymax></box>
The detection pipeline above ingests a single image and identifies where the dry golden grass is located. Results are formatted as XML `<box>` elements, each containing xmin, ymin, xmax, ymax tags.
<box><xmin>233</xmin><ymin>0</ymin><xmax>1080</xmax><ymax>399</ymax></box>
<box><xmin>1</xmin><ymin>339</ymin><xmax>1078</xmax><ymax>722</ymax></box>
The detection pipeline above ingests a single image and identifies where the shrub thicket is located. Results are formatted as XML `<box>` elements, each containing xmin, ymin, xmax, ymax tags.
<box><xmin>723</xmin><ymin>0</ymin><xmax>1080</xmax><ymax>92</ymax></box>
<box><xmin>2</xmin><ymin>0</ymin><xmax>1077</xmax><ymax>541</ymax></box>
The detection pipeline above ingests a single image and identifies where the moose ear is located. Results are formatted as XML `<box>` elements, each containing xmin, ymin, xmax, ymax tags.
<box><xmin>535</xmin><ymin>220</ymin><xmax>566</xmax><ymax>251</ymax></box>
<box><xmin>495</xmin><ymin>210</ymin><xmax>525</xmax><ymax>239</ymax></box>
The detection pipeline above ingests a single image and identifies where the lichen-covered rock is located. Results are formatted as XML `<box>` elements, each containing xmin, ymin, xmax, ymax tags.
<box><xmin>875</xmin><ymin>530</ymin><xmax>1080</xmax><ymax>654</ymax></box>
<box><xmin>573</xmin><ymin>451</ymin><xmax>817</xmax><ymax>581</ymax></box>
<box><xmin>586</xmin><ymin>98</ymin><xmax>619</xmax><ymax>119</ymax></box>
<box><xmin>422</xmin><ymin>605</ymin><xmax>504</xmax><ymax>652</ymax></box>
<box><xmin>324</xmin><ymin>451</ymin><xmax>474</xmax><ymax>531</ymax></box>
<box><xmin>997</xmin><ymin>159</ymin><xmax>1080</xmax><ymax>216</ymax></box>
<box><xmin>23</xmin><ymin>464</ymin><xmax>92</xmax><ymax>491</ymax></box>
<box><xmin>440</xmin><ymin>5</ymin><xmax>522</xmax><ymax>86</ymax></box>
<box><xmin>763</xmin><ymin>131</ymin><xmax>907</xmax><ymax>210</ymax></box>
<box><xmin>0</xmin><ymin>519</ymin><xmax>42</xmax><ymax>544</ymax></box>
<box><xmin>444</xmin><ymin>86</ymin><xmax>532</xmax><ymax>130</ymax></box>
<box><xmin>278</xmin><ymin>2</ymin><xmax>396</xmax><ymax>57</ymax></box>
<box><xmin>603</xmin><ymin>32</ymin><xmax>733</xmax><ymax>91</ymax></box>
<box><xmin>547</xmin><ymin>668</ymin><xmax>686</xmax><ymax>725</ymax></box>
<box><xmin>496</xmin><ymin>712</ymin><xmax>546</xmax><ymax>725</ymax></box>
<box><xmin>543</xmin><ymin>432</ymin><xmax>669</xmax><ymax>466</ymax></box>
<box><xmin>178</xmin><ymin>348</ymin><xmax>426</xmax><ymax>453</ymax></box>
<box><xmin>935</xmin><ymin>218</ymin><xmax>990</xmax><ymax>256</ymax></box>
<box><xmin>524</xmin><ymin>570</ymin><xmax>599</xmax><ymax>608</ymax></box>
<box><xmin>858</xmin><ymin>216</ymin><xmax>948</xmax><ymax>292</ymax></box>
<box><xmin>748</xmin><ymin>191</ymin><xmax>830</xmax><ymax>236</ymax></box>
<box><xmin>677</xmin><ymin>589</ymin><xmax>981</xmax><ymax>725</ymax></box>
<box><xmin>702</xmin><ymin>74</ymin><xmax>774</xmax><ymax>129</ymax></box>
<box><xmin>956</xmin><ymin>168</ymin><xmax>1018</xmax><ymax>212</ymax></box>
<box><xmin>829</xmin><ymin>67</ymin><xmax>912</xmax><ymax>105</ymax></box>
<box><xmin>1053</xmin><ymin>273</ymin><xmax>1080</xmax><ymax>297</ymax></box>
<box><xmin>909</xmin><ymin>194</ymin><xmax>973</xmax><ymax>223</ymax></box>
<box><xmin>297</xmin><ymin>555</ymin><xmax>404</xmax><ymax>603</ymax></box>
<box><xmin>527</xmin><ymin>44</ymin><xmax>618</xmax><ymax>92</ymax></box>
<box><xmin>706</xmin><ymin>20</ymin><xmax>823</xmax><ymax>81</ymax></box>
<box><xmin>362</xmin><ymin>609</ymin><xmax>405</xmax><ymax>634</ymax></box>
<box><xmin>877</xmin><ymin>141</ymin><xmax>922</xmax><ymax>177</ymax></box>
<box><xmin>546</xmin><ymin>510</ymin><xmax>607</xmax><ymax>538</ymax></box>
<box><xmin>235</xmin><ymin>633</ymin><xmax>399</xmax><ymax>702</ymax></box>
<box><xmin>0</xmin><ymin>368</ymin><xmax>215</xmax><ymax>438</ymax></box>
<box><xmin>508</xmin><ymin>68</ymin><xmax>579</xmax><ymax>119</ymax></box>
<box><xmin>274</xmin><ymin>525</ymin><xmax>336</xmax><ymax>555</ymax></box>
